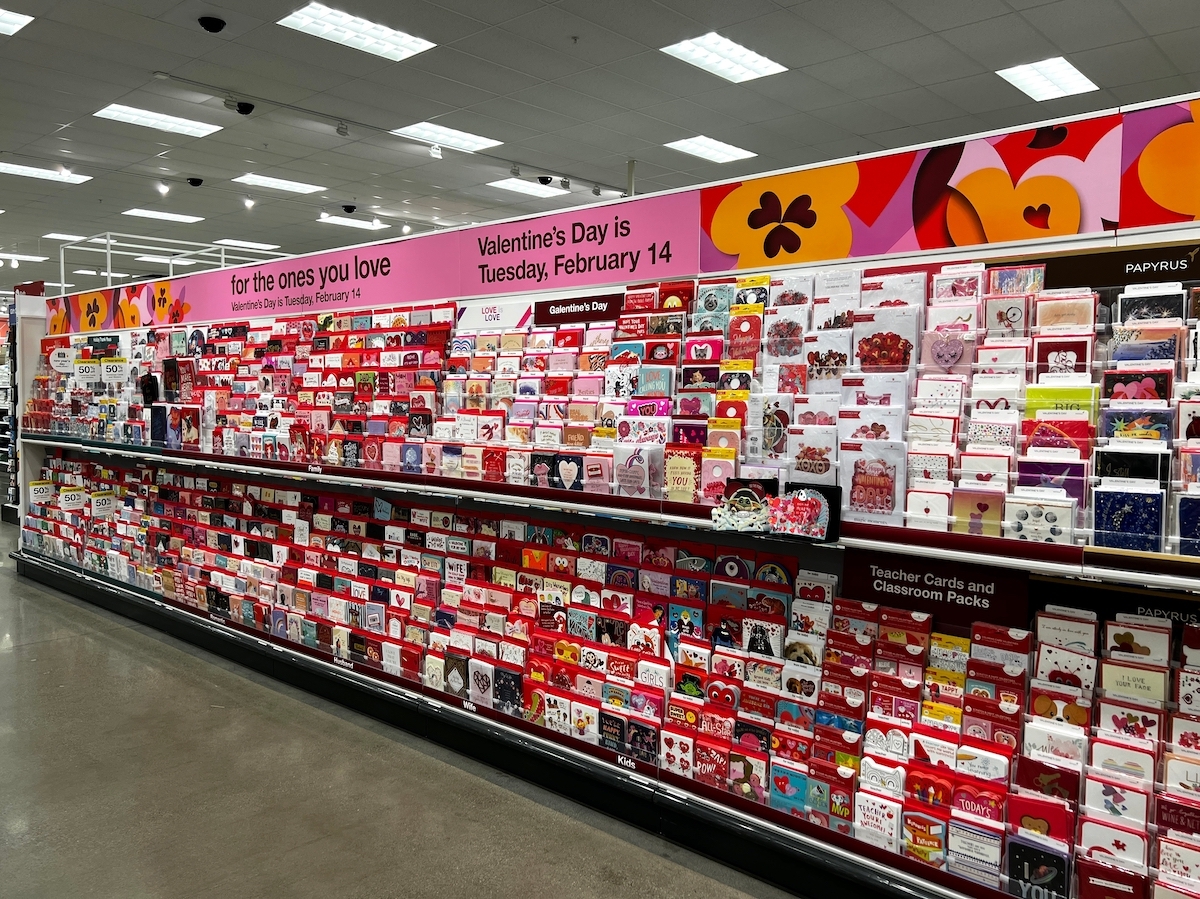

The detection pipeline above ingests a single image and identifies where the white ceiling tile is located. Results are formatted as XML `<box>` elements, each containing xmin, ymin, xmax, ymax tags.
<box><xmin>867</xmin><ymin>34</ymin><xmax>987</xmax><ymax>85</ymax></box>
<box><xmin>1117</xmin><ymin>0</ymin><xmax>1200</xmax><ymax>35</ymax></box>
<box><xmin>747</xmin><ymin>69</ymin><xmax>855</xmax><ymax>112</ymax></box>
<box><xmin>465</xmin><ymin>96</ymin><xmax>583</xmax><ymax>133</ymax></box>
<box><xmin>861</xmin><ymin>124</ymin><xmax>930</xmax><ymax>149</ymax></box>
<box><xmin>406</xmin><ymin>47</ymin><xmax>541</xmax><ymax>95</ymax></box>
<box><xmin>691</xmin><ymin>84</ymin><xmax>800</xmax><ymax>124</ymax></box>
<box><xmin>811</xmin><ymin>100</ymin><xmax>908</xmax><ymax>134</ymax></box>
<box><xmin>892</xmin><ymin>0</ymin><xmax>1011</xmax><ymax>31</ymax></box>
<box><xmin>362</xmin><ymin>64</ymin><xmax>496</xmax><ymax>109</ymax></box>
<box><xmin>1108</xmin><ymin>75</ymin><xmax>1197</xmax><ymax>104</ymax></box>
<box><xmin>639</xmin><ymin>98</ymin><xmax>747</xmax><ymax>134</ymax></box>
<box><xmin>1154</xmin><ymin>26</ymin><xmax>1200</xmax><ymax>74</ymax></box>
<box><xmin>653</xmin><ymin>0</ymin><xmax>781</xmax><ymax>30</ymax></box>
<box><xmin>451</xmin><ymin>28</ymin><xmax>592</xmax><ymax>81</ymax></box>
<box><xmin>796</xmin><ymin>0</ymin><xmax>928</xmax><ymax>50</ymax></box>
<box><xmin>497</xmin><ymin>7</ymin><xmax>645</xmax><ymax>66</ymax></box>
<box><xmin>554</xmin><ymin>121</ymin><xmax>653</xmax><ymax>154</ymax></box>
<box><xmin>937</xmin><ymin>14</ymin><xmax>1059</xmax><ymax>70</ymax></box>
<box><xmin>805</xmin><ymin>135</ymin><xmax>886</xmax><ymax>160</ymax></box>
<box><xmin>927</xmin><ymin>73</ymin><xmax>1033</xmax><ymax>113</ymax></box>
<box><xmin>424</xmin><ymin>0</ymin><xmax>545</xmax><ymax>26</ymax></box>
<box><xmin>1020</xmin><ymin>0</ymin><xmax>1146</xmax><ymax>53</ymax></box>
<box><xmin>555</xmin><ymin>67</ymin><xmax>675</xmax><ymax>109</ymax></box>
<box><xmin>1072</xmin><ymin>39</ymin><xmax>1178</xmax><ymax>86</ymax></box>
<box><xmin>866</xmin><ymin>86</ymin><xmax>968</xmax><ymax>125</ymax></box>
<box><xmin>721</xmin><ymin>9</ymin><xmax>856</xmax><ymax>68</ymax></box>
<box><xmin>508</xmin><ymin>82</ymin><xmax>627</xmax><ymax>124</ymax></box>
<box><xmin>555</xmin><ymin>0</ymin><xmax>701</xmax><ymax>47</ymax></box>
<box><xmin>801</xmin><ymin>54</ymin><xmax>919</xmax><ymax>99</ymax></box>
<box><xmin>759</xmin><ymin>111</ymin><xmax>852</xmax><ymax>146</ymax></box>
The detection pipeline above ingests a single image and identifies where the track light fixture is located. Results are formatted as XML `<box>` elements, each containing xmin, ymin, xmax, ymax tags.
<box><xmin>244</xmin><ymin>196</ymin><xmax>255</xmax><ymax>209</ymax></box>
<box><xmin>592</xmin><ymin>184</ymin><xmax>601</xmax><ymax>196</ymax></box>
<box><xmin>336</xmin><ymin>121</ymin><xmax>349</xmax><ymax>137</ymax></box>
<box><xmin>429</xmin><ymin>144</ymin><xmax>442</xmax><ymax>159</ymax></box>
<box><xmin>510</xmin><ymin>163</ymin><xmax>520</xmax><ymax>177</ymax></box>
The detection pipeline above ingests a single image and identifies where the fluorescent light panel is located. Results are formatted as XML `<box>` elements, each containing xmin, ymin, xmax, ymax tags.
<box><xmin>487</xmin><ymin>178</ymin><xmax>568</xmax><ymax>198</ymax></box>
<box><xmin>392</xmin><ymin>121</ymin><xmax>501</xmax><ymax>153</ymax></box>
<box><xmin>664</xmin><ymin>135</ymin><xmax>757</xmax><ymax>163</ymax></box>
<box><xmin>93</xmin><ymin>103</ymin><xmax>222</xmax><ymax>137</ymax></box>
<box><xmin>122</xmin><ymin>208</ymin><xmax>204</xmax><ymax>223</ymax></box>
<box><xmin>0</xmin><ymin>253</ymin><xmax>48</xmax><ymax>262</ymax></box>
<box><xmin>43</xmin><ymin>282</ymin><xmax>74</xmax><ymax>288</ymax></box>
<box><xmin>0</xmin><ymin>8</ymin><xmax>33</xmax><ymax>36</ymax></box>
<box><xmin>278</xmin><ymin>2</ymin><xmax>434</xmax><ymax>62</ymax></box>
<box><xmin>996</xmin><ymin>56</ymin><xmax>1098</xmax><ymax>101</ymax></box>
<box><xmin>317</xmin><ymin>215</ymin><xmax>390</xmax><ymax>230</ymax></box>
<box><xmin>660</xmin><ymin>32</ymin><xmax>786</xmax><ymax>83</ymax></box>
<box><xmin>135</xmin><ymin>255</ymin><xmax>198</xmax><ymax>266</ymax></box>
<box><xmin>73</xmin><ymin>269</ymin><xmax>130</xmax><ymax>278</ymax></box>
<box><xmin>213</xmin><ymin>238</ymin><xmax>281</xmax><ymax>250</ymax></box>
<box><xmin>0</xmin><ymin>161</ymin><xmax>90</xmax><ymax>183</ymax></box>
<box><xmin>43</xmin><ymin>232</ymin><xmax>86</xmax><ymax>241</ymax></box>
<box><xmin>232</xmin><ymin>173</ymin><xmax>324</xmax><ymax>194</ymax></box>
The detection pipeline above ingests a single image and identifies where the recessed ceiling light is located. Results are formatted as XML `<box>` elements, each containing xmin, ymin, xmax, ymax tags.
<box><xmin>232</xmin><ymin>173</ymin><xmax>325</xmax><ymax>193</ymax></box>
<box><xmin>0</xmin><ymin>161</ymin><xmax>91</xmax><ymax>183</ymax></box>
<box><xmin>317</xmin><ymin>215</ymin><xmax>390</xmax><ymax>230</ymax></box>
<box><xmin>43</xmin><ymin>232</ymin><xmax>86</xmax><ymax>241</ymax></box>
<box><xmin>996</xmin><ymin>56</ymin><xmax>1098</xmax><ymax>101</ymax></box>
<box><xmin>93</xmin><ymin>103</ymin><xmax>223</xmax><ymax>138</ymax></box>
<box><xmin>122</xmin><ymin>208</ymin><xmax>204</xmax><ymax>223</ymax></box>
<box><xmin>664</xmin><ymin>135</ymin><xmax>757</xmax><ymax>163</ymax></box>
<box><xmin>278</xmin><ymin>2</ymin><xmax>435</xmax><ymax>62</ymax></box>
<box><xmin>0</xmin><ymin>8</ymin><xmax>33</xmax><ymax>36</ymax></box>
<box><xmin>73</xmin><ymin>269</ymin><xmax>131</xmax><ymax>278</ymax></box>
<box><xmin>213</xmin><ymin>238</ymin><xmax>281</xmax><ymax>250</ymax></box>
<box><xmin>487</xmin><ymin>178</ymin><xmax>569</xmax><ymax>198</ymax></box>
<box><xmin>0</xmin><ymin>252</ymin><xmax>48</xmax><ymax>262</ymax></box>
<box><xmin>392</xmin><ymin>122</ymin><xmax>502</xmax><ymax>153</ymax></box>
<box><xmin>660</xmin><ymin>32</ymin><xmax>786</xmax><ymax>83</ymax></box>
<box><xmin>134</xmin><ymin>255</ymin><xmax>198</xmax><ymax>266</ymax></box>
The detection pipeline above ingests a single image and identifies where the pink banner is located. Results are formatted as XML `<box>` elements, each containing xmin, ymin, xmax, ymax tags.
<box><xmin>48</xmin><ymin>191</ymin><xmax>700</xmax><ymax>334</ymax></box>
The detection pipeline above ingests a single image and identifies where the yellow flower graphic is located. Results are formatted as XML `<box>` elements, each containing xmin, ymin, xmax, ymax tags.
<box><xmin>1139</xmin><ymin>100</ymin><xmax>1200</xmax><ymax>220</ymax></box>
<box><xmin>709</xmin><ymin>164</ymin><xmax>859</xmax><ymax>268</ymax></box>
<box><xmin>150</xmin><ymin>280</ymin><xmax>173</xmax><ymax>323</ymax></box>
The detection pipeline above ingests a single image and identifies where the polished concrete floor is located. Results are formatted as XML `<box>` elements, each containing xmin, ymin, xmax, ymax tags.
<box><xmin>0</xmin><ymin>526</ymin><xmax>795</xmax><ymax>899</ymax></box>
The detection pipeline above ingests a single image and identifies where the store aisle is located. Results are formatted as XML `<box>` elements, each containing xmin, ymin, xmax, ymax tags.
<box><xmin>0</xmin><ymin>527</ymin><xmax>794</xmax><ymax>899</ymax></box>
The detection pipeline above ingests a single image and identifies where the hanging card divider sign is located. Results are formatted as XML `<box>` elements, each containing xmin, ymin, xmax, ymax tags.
<box><xmin>841</xmin><ymin>547</ymin><xmax>1029</xmax><ymax>630</ymax></box>
<box><xmin>57</xmin><ymin>486</ymin><xmax>87</xmax><ymax>512</ymax></box>
<box><xmin>533</xmin><ymin>293</ymin><xmax>623</xmax><ymax>326</ymax></box>
<box><xmin>28</xmin><ymin>481</ymin><xmax>53</xmax><ymax>505</ymax></box>
<box><xmin>100</xmin><ymin>358</ymin><xmax>128</xmax><ymax>385</ymax></box>
<box><xmin>90</xmin><ymin>490</ymin><xmax>115</xmax><ymax>519</ymax></box>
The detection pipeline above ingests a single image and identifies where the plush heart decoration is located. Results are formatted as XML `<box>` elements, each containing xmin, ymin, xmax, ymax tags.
<box><xmin>930</xmin><ymin>335</ymin><xmax>964</xmax><ymax>369</ymax></box>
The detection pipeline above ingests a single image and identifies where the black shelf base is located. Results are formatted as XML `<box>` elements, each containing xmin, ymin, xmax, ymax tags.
<box><xmin>15</xmin><ymin>551</ymin><xmax>973</xmax><ymax>899</ymax></box>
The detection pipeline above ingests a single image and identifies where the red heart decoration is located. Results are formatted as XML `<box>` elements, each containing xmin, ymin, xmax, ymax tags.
<box><xmin>1023</xmin><ymin>203</ymin><xmax>1051</xmax><ymax>229</ymax></box>
<box><xmin>976</xmin><ymin>502</ymin><xmax>989</xmax><ymax>513</ymax></box>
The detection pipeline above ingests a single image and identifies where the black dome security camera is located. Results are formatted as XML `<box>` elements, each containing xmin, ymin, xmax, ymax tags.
<box><xmin>186</xmin><ymin>177</ymin><xmax>203</xmax><ymax>187</ymax></box>
<box><xmin>198</xmin><ymin>16</ymin><xmax>226</xmax><ymax>33</ymax></box>
<box><xmin>342</xmin><ymin>204</ymin><xmax>356</xmax><ymax>214</ymax></box>
<box><xmin>537</xmin><ymin>176</ymin><xmax>553</xmax><ymax>185</ymax></box>
<box><xmin>236</xmin><ymin>101</ymin><xmax>254</xmax><ymax>115</ymax></box>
